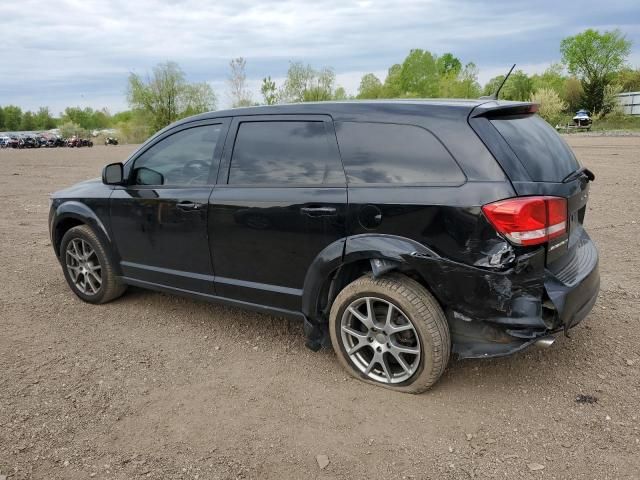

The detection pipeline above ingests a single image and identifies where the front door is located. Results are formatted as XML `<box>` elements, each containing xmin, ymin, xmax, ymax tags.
<box><xmin>110</xmin><ymin>120</ymin><xmax>228</xmax><ymax>294</ymax></box>
<box><xmin>209</xmin><ymin>115</ymin><xmax>347</xmax><ymax>311</ymax></box>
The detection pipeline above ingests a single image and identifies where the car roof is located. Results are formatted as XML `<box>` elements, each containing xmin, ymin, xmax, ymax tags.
<box><xmin>172</xmin><ymin>99</ymin><xmax>532</xmax><ymax>127</ymax></box>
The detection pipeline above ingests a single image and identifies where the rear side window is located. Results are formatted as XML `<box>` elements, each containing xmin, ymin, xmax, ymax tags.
<box><xmin>490</xmin><ymin>115</ymin><xmax>579</xmax><ymax>182</ymax></box>
<box><xmin>335</xmin><ymin>122</ymin><xmax>464</xmax><ymax>185</ymax></box>
<box><xmin>228</xmin><ymin>121</ymin><xmax>345</xmax><ymax>185</ymax></box>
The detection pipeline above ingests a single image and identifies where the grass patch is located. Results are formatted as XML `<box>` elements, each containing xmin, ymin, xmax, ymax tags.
<box><xmin>590</xmin><ymin>115</ymin><xmax>640</xmax><ymax>131</ymax></box>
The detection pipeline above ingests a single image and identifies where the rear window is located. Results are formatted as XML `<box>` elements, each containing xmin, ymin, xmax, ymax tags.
<box><xmin>490</xmin><ymin>115</ymin><xmax>579</xmax><ymax>182</ymax></box>
<box><xmin>335</xmin><ymin>122</ymin><xmax>464</xmax><ymax>185</ymax></box>
<box><xmin>229</xmin><ymin>121</ymin><xmax>344</xmax><ymax>185</ymax></box>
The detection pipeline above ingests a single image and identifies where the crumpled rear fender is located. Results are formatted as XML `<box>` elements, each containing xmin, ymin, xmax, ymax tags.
<box><xmin>301</xmin><ymin>233</ymin><xmax>549</xmax><ymax>354</ymax></box>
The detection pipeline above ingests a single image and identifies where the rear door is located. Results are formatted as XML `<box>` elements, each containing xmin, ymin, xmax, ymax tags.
<box><xmin>209</xmin><ymin>115</ymin><xmax>347</xmax><ymax>311</ymax></box>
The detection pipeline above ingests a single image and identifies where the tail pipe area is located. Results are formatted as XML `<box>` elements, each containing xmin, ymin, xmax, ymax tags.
<box><xmin>534</xmin><ymin>336</ymin><xmax>556</xmax><ymax>349</ymax></box>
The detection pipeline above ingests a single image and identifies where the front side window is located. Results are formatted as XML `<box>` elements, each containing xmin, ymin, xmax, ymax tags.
<box><xmin>132</xmin><ymin>125</ymin><xmax>222</xmax><ymax>186</ymax></box>
<box><xmin>335</xmin><ymin>122</ymin><xmax>465</xmax><ymax>185</ymax></box>
<box><xmin>228</xmin><ymin>121</ymin><xmax>345</xmax><ymax>185</ymax></box>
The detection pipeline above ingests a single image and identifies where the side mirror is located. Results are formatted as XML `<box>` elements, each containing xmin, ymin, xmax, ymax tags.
<box><xmin>102</xmin><ymin>162</ymin><xmax>124</xmax><ymax>185</ymax></box>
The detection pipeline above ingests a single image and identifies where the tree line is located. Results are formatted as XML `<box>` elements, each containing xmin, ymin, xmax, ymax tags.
<box><xmin>1</xmin><ymin>28</ymin><xmax>637</xmax><ymax>140</ymax></box>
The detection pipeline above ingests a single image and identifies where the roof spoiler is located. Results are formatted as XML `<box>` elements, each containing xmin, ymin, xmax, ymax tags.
<box><xmin>470</xmin><ymin>102</ymin><xmax>538</xmax><ymax>118</ymax></box>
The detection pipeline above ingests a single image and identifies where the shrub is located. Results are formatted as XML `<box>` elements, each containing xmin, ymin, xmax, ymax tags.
<box><xmin>59</xmin><ymin>121</ymin><xmax>89</xmax><ymax>139</ymax></box>
<box><xmin>530</xmin><ymin>88</ymin><xmax>567</xmax><ymax>126</ymax></box>
<box><xmin>600</xmin><ymin>84</ymin><xmax>624</xmax><ymax>117</ymax></box>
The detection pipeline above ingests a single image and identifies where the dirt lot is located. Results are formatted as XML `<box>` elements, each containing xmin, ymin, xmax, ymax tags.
<box><xmin>0</xmin><ymin>136</ymin><xmax>639</xmax><ymax>480</ymax></box>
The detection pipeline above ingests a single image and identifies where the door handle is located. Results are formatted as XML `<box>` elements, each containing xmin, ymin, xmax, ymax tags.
<box><xmin>177</xmin><ymin>201</ymin><xmax>205</xmax><ymax>211</ymax></box>
<box><xmin>300</xmin><ymin>206</ymin><xmax>337</xmax><ymax>217</ymax></box>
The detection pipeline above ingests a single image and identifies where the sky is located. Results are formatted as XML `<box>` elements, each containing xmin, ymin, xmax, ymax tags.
<box><xmin>1</xmin><ymin>0</ymin><xmax>639</xmax><ymax>114</ymax></box>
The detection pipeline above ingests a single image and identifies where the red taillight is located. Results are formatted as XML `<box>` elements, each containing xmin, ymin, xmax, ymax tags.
<box><xmin>482</xmin><ymin>196</ymin><xmax>567</xmax><ymax>246</ymax></box>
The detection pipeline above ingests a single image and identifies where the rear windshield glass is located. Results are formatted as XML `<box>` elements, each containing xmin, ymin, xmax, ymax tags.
<box><xmin>490</xmin><ymin>115</ymin><xmax>579</xmax><ymax>182</ymax></box>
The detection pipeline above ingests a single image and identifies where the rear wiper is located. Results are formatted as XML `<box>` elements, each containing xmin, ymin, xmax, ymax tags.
<box><xmin>563</xmin><ymin>167</ymin><xmax>595</xmax><ymax>183</ymax></box>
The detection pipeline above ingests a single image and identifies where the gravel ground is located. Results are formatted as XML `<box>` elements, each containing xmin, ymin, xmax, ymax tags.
<box><xmin>0</xmin><ymin>137</ymin><xmax>639</xmax><ymax>479</ymax></box>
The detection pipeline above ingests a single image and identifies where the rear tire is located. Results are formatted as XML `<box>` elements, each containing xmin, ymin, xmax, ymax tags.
<box><xmin>329</xmin><ymin>273</ymin><xmax>450</xmax><ymax>393</ymax></box>
<box><xmin>60</xmin><ymin>225</ymin><xmax>126</xmax><ymax>304</ymax></box>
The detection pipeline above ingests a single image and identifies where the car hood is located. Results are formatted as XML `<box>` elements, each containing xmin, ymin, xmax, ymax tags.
<box><xmin>51</xmin><ymin>177</ymin><xmax>105</xmax><ymax>199</ymax></box>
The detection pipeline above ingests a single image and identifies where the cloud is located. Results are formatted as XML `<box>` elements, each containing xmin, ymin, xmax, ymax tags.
<box><xmin>1</xmin><ymin>0</ymin><xmax>638</xmax><ymax>113</ymax></box>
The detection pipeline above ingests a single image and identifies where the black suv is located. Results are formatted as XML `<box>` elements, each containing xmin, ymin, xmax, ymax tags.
<box><xmin>49</xmin><ymin>100</ymin><xmax>599</xmax><ymax>392</ymax></box>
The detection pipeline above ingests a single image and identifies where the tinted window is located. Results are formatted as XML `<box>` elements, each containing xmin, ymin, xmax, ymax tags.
<box><xmin>490</xmin><ymin>115</ymin><xmax>579</xmax><ymax>182</ymax></box>
<box><xmin>335</xmin><ymin>122</ymin><xmax>464</xmax><ymax>184</ymax></box>
<box><xmin>133</xmin><ymin>125</ymin><xmax>221</xmax><ymax>186</ymax></box>
<box><xmin>228</xmin><ymin>121</ymin><xmax>344</xmax><ymax>185</ymax></box>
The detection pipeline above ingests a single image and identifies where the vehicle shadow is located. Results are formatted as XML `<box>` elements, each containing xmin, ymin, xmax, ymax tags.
<box><xmin>117</xmin><ymin>286</ymin><xmax>597</xmax><ymax>393</ymax></box>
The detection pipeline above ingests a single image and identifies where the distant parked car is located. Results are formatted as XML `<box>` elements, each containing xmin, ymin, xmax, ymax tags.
<box><xmin>7</xmin><ymin>136</ymin><xmax>20</xmax><ymax>148</ymax></box>
<box><xmin>105</xmin><ymin>137</ymin><xmax>119</xmax><ymax>146</ymax></box>
<box><xmin>0</xmin><ymin>136</ymin><xmax>10</xmax><ymax>148</ymax></box>
<box><xmin>21</xmin><ymin>135</ymin><xmax>39</xmax><ymax>148</ymax></box>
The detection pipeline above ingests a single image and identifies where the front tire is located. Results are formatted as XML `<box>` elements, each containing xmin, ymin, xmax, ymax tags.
<box><xmin>60</xmin><ymin>225</ymin><xmax>126</xmax><ymax>304</ymax></box>
<box><xmin>329</xmin><ymin>273</ymin><xmax>450</xmax><ymax>393</ymax></box>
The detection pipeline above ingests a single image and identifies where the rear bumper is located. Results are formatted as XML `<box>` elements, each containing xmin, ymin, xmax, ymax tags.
<box><xmin>429</xmin><ymin>234</ymin><xmax>600</xmax><ymax>359</ymax></box>
<box><xmin>544</xmin><ymin>233</ymin><xmax>600</xmax><ymax>332</ymax></box>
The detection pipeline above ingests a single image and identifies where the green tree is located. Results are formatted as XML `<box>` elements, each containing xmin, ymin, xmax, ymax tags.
<box><xmin>260</xmin><ymin>76</ymin><xmax>278</xmax><ymax>105</ymax></box>
<box><xmin>114</xmin><ymin>110</ymin><xmax>152</xmax><ymax>144</ymax></box>
<box><xmin>305</xmin><ymin>67</ymin><xmax>335</xmax><ymax>101</ymax></box>
<box><xmin>482</xmin><ymin>75</ymin><xmax>505</xmax><ymax>97</ymax></box>
<box><xmin>34</xmin><ymin>107</ymin><xmax>57</xmax><ymax>130</ymax></box>
<box><xmin>564</xmin><ymin>77</ymin><xmax>585</xmax><ymax>111</ymax></box>
<box><xmin>357</xmin><ymin>73</ymin><xmax>383</xmax><ymax>99</ymax></box>
<box><xmin>399</xmin><ymin>49</ymin><xmax>439</xmax><ymax>97</ymax></box>
<box><xmin>502</xmin><ymin>70</ymin><xmax>533</xmax><ymax>101</ymax></box>
<box><xmin>333</xmin><ymin>86</ymin><xmax>348</xmax><ymax>100</ymax></box>
<box><xmin>560</xmin><ymin>28</ymin><xmax>632</xmax><ymax>113</ymax></box>
<box><xmin>0</xmin><ymin>107</ymin><xmax>5</xmax><ymax>130</ymax></box>
<box><xmin>91</xmin><ymin>109</ymin><xmax>111</xmax><ymax>129</ymax></box>
<box><xmin>182</xmin><ymin>83</ymin><xmax>218</xmax><ymax>116</ymax></box>
<box><xmin>615</xmin><ymin>68</ymin><xmax>640</xmax><ymax>92</ymax></box>
<box><xmin>531</xmin><ymin>64</ymin><xmax>566</xmax><ymax>97</ymax></box>
<box><xmin>127</xmin><ymin>61</ymin><xmax>217</xmax><ymax>131</ymax></box>
<box><xmin>62</xmin><ymin>107</ymin><xmax>92</xmax><ymax>129</ymax></box>
<box><xmin>111</xmin><ymin>110</ymin><xmax>134</xmax><ymax>124</ymax></box>
<box><xmin>20</xmin><ymin>111</ymin><xmax>36</xmax><ymax>131</ymax></box>
<box><xmin>436</xmin><ymin>53</ymin><xmax>462</xmax><ymax>77</ymax></box>
<box><xmin>4</xmin><ymin>106</ymin><xmax>22</xmax><ymax>131</ymax></box>
<box><xmin>381</xmin><ymin>64</ymin><xmax>403</xmax><ymax>98</ymax></box>
<box><xmin>279</xmin><ymin>62</ymin><xmax>336</xmax><ymax>102</ymax></box>
<box><xmin>449</xmin><ymin>62</ymin><xmax>481</xmax><ymax>98</ymax></box>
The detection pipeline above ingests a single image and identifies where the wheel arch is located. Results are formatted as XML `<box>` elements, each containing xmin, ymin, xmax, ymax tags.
<box><xmin>52</xmin><ymin>201</ymin><xmax>121</xmax><ymax>275</ymax></box>
<box><xmin>301</xmin><ymin>234</ymin><xmax>444</xmax><ymax>347</ymax></box>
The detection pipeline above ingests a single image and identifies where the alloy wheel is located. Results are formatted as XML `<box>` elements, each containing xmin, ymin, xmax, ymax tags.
<box><xmin>65</xmin><ymin>238</ymin><xmax>102</xmax><ymax>295</ymax></box>
<box><xmin>340</xmin><ymin>296</ymin><xmax>421</xmax><ymax>384</ymax></box>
